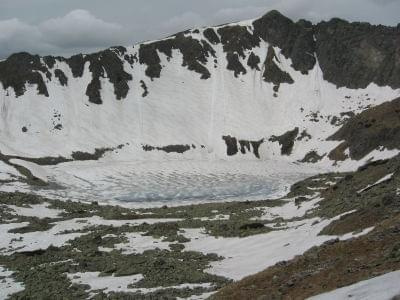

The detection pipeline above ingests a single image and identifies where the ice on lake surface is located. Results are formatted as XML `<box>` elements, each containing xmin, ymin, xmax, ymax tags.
<box><xmin>9</xmin><ymin>160</ymin><xmax>322</xmax><ymax>207</ymax></box>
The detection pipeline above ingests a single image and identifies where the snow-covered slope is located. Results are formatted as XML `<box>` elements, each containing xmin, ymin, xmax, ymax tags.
<box><xmin>0</xmin><ymin>10</ymin><xmax>399</xmax><ymax>166</ymax></box>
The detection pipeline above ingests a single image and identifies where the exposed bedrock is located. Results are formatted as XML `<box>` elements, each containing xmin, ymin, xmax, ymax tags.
<box><xmin>262</xmin><ymin>46</ymin><xmax>294</xmax><ymax>89</ymax></box>
<box><xmin>269</xmin><ymin>127</ymin><xmax>299</xmax><ymax>156</ymax></box>
<box><xmin>139</xmin><ymin>33</ymin><xmax>215</xmax><ymax>80</ymax></box>
<box><xmin>142</xmin><ymin>144</ymin><xmax>193</xmax><ymax>154</ymax></box>
<box><xmin>328</xmin><ymin>97</ymin><xmax>400</xmax><ymax>160</ymax></box>
<box><xmin>0</xmin><ymin>52</ymin><xmax>50</xmax><ymax>97</ymax></box>
<box><xmin>222</xmin><ymin>136</ymin><xmax>264</xmax><ymax>159</ymax></box>
<box><xmin>253</xmin><ymin>10</ymin><xmax>316</xmax><ymax>75</ymax></box>
<box><xmin>80</xmin><ymin>48</ymin><xmax>132</xmax><ymax>104</ymax></box>
<box><xmin>315</xmin><ymin>18</ymin><xmax>400</xmax><ymax>89</ymax></box>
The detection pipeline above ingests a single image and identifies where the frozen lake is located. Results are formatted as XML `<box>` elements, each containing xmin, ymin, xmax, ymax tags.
<box><xmin>2</xmin><ymin>160</ymin><xmax>322</xmax><ymax>207</ymax></box>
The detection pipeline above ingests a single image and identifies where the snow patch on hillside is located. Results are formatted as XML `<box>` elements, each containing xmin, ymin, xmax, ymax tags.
<box><xmin>182</xmin><ymin>210</ymin><xmax>369</xmax><ymax>280</ymax></box>
<box><xmin>0</xmin><ymin>266</ymin><xmax>24</xmax><ymax>299</ymax></box>
<box><xmin>308</xmin><ymin>270</ymin><xmax>400</xmax><ymax>300</ymax></box>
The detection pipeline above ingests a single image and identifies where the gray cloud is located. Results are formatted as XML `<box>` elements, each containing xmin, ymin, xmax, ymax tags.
<box><xmin>39</xmin><ymin>10</ymin><xmax>128</xmax><ymax>48</ymax></box>
<box><xmin>0</xmin><ymin>9</ymin><xmax>130</xmax><ymax>58</ymax></box>
<box><xmin>162</xmin><ymin>11</ymin><xmax>207</xmax><ymax>33</ymax></box>
<box><xmin>0</xmin><ymin>0</ymin><xmax>399</xmax><ymax>59</ymax></box>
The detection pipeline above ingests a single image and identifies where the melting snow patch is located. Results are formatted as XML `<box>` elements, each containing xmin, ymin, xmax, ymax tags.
<box><xmin>182</xmin><ymin>211</ymin><xmax>364</xmax><ymax>280</ymax></box>
<box><xmin>0</xmin><ymin>266</ymin><xmax>24</xmax><ymax>299</ymax></box>
<box><xmin>9</xmin><ymin>159</ymin><xmax>48</xmax><ymax>182</ymax></box>
<box><xmin>100</xmin><ymin>232</ymin><xmax>171</xmax><ymax>254</ymax></box>
<box><xmin>0</xmin><ymin>217</ymin><xmax>182</xmax><ymax>255</ymax></box>
<box><xmin>68</xmin><ymin>272</ymin><xmax>213</xmax><ymax>296</ymax></box>
<box><xmin>68</xmin><ymin>272</ymin><xmax>144</xmax><ymax>295</ymax></box>
<box><xmin>339</xmin><ymin>226</ymin><xmax>375</xmax><ymax>240</ymax></box>
<box><xmin>194</xmin><ymin>214</ymin><xmax>230</xmax><ymax>221</ymax></box>
<box><xmin>308</xmin><ymin>270</ymin><xmax>400</xmax><ymax>300</ymax></box>
<box><xmin>357</xmin><ymin>173</ymin><xmax>394</xmax><ymax>194</ymax></box>
<box><xmin>0</xmin><ymin>220</ymin><xmax>83</xmax><ymax>255</ymax></box>
<box><xmin>255</xmin><ymin>195</ymin><xmax>321</xmax><ymax>221</ymax></box>
<box><xmin>7</xmin><ymin>203</ymin><xmax>64</xmax><ymax>219</ymax></box>
<box><xmin>335</xmin><ymin>148</ymin><xmax>400</xmax><ymax>172</ymax></box>
<box><xmin>0</xmin><ymin>161</ymin><xmax>20</xmax><ymax>181</ymax></box>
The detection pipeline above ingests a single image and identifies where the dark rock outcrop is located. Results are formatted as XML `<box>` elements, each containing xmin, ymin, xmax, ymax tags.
<box><xmin>239</xmin><ymin>223</ymin><xmax>264</xmax><ymax>230</ymax></box>
<box><xmin>203</xmin><ymin>28</ymin><xmax>220</xmax><ymax>45</ymax></box>
<box><xmin>54</xmin><ymin>69</ymin><xmax>68</xmax><ymax>86</ymax></box>
<box><xmin>142</xmin><ymin>144</ymin><xmax>192</xmax><ymax>154</ymax></box>
<box><xmin>250</xmin><ymin>140</ymin><xmax>264</xmax><ymax>159</ymax></box>
<box><xmin>226</xmin><ymin>53</ymin><xmax>247</xmax><ymax>77</ymax></box>
<box><xmin>217</xmin><ymin>25</ymin><xmax>260</xmax><ymax>77</ymax></box>
<box><xmin>222</xmin><ymin>136</ymin><xmax>239</xmax><ymax>156</ymax></box>
<box><xmin>247</xmin><ymin>52</ymin><xmax>261</xmax><ymax>70</ymax></box>
<box><xmin>139</xmin><ymin>34</ymin><xmax>215</xmax><ymax>80</ymax></box>
<box><xmin>253</xmin><ymin>10</ymin><xmax>316</xmax><ymax>74</ymax></box>
<box><xmin>0</xmin><ymin>52</ymin><xmax>50</xmax><ymax>97</ymax></box>
<box><xmin>222</xmin><ymin>136</ymin><xmax>264</xmax><ymax>158</ymax></box>
<box><xmin>263</xmin><ymin>46</ymin><xmax>294</xmax><ymax>89</ymax></box>
<box><xmin>84</xmin><ymin>48</ymin><xmax>132</xmax><ymax>104</ymax></box>
<box><xmin>0</xmin><ymin>48</ymin><xmax>132</xmax><ymax>104</ymax></box>
<box><xmin>140</xmin><ymin>80</ymin><xmax>149</xmax><ymax>97</ymax></box>
<box><xmin>269</xmin><ymin>127</ymin><xmax>299</xmax><ymax>155</ymax></box>
<box><xmin>139</xmin><ymin>44</ymin><xmax>162</xmax><ymax>80</ymax></box>
<box><xmin>328</xmin><ymin>97</ymin><xmax>400</xmax><ymax>160</ymax></box>
<box><xmin>217</xmin><ymin>25</ymin><xmax>260</xmax><ymax>58</ymax></box>
<box><xmin>315</xmin><ymin>18</ymin><xmax>400</xmax><ymax>89</ymax></box>
<box><xmin>300</xmin><ymin>151</ymin><xmax>325</xmax><ymax>163</ymax></box>
<box><xmin>66</xmin><ymin>54</ymin><xmax>86</xmax><ymax>77</ymax></box>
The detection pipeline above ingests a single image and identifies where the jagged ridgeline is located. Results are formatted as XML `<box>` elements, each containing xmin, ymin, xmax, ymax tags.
<box><xmin>1</xmin><ymin>10</ymin><xmax>399</xmax><ymax>103</ymax></box>
<box><xmin>0</xmin><ymin>10</ymin><xmax>399</xmax><ymax>161</ymax></box>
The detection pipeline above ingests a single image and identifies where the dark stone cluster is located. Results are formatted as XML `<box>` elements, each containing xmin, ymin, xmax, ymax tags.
<box><xmin>222</xmin><ymin>136</ymin><xmax>264</xmax><ymax>158</ymax></box>
<box><xmin>139</xmin><ymin>33</ymin><xmax>216</xmax><ymax>80</ymax></box>
<box><xmin>263</xmin><ymin>46</ymin><xmax>294</xmax><ymax>90</ymax></box>
<box><xmin>0</xmin><ymin>47</ymin><xmax>133</xmax><ymax>104</ymax></box>
<box><xmin>54</xmin><ymin>69</ymin><xmax>68</xmax><ymax>86</ymax></box>
<box><xmin>269</xmin><ymin>127</ymin><xmax>299</xmax><ymax>156</ymax></box>
<box><xmin>142</xmin><ymin>144</ymin><xmax>193</xmax><ymax>154</ymax></box>
<box><xmin>203</xmin><ymin>28</ymin><xmax>220</xmax><ymax>45</ymax></box>
<box><xmin>67</xmin><ymin>47</ymin><xmax>132</xmax><ymax>104</ymax></box>
<box><xmin>247</xmin><ymin>52</ymin><xmax>261</xmax><ymax>71</ymax></box>
<box><xmin>0</xmin><ymin>52</ymin><xmax>51</xmax><ymax>97</ymax></box>
<box><xmin>217</xmin><ymin>25</ymin><xmax>261</xmax><ymax>77</ymax></box>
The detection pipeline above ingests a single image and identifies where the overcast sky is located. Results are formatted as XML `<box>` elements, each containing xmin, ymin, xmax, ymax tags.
<box><xmin>1</xmin><ymin>0</ymin><xmax>399</xmax><ymax>59</ymax></box>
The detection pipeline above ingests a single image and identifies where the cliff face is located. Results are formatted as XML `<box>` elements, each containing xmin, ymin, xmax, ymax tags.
<box><xmin>0</xmin><ymin>10</ymin><xmax>399</xmax><ymax>163</ymax></box>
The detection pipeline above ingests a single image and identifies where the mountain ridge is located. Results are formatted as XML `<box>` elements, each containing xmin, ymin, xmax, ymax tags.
<box><xmin>1</xmin><ymin>10</ymin><xmax>399</xmax><ymax>100</ymax></box>
<box><xmin>0</xmin><ymin>10</ymin><xmax>399</xmax><ymax>167</ymax></box>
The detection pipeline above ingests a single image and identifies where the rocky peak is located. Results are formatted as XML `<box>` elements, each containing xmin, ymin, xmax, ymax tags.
<box><xmin>253</xmin><ymin>11</ymin><xmax>316</xmax><ymax>74</ymax></box>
